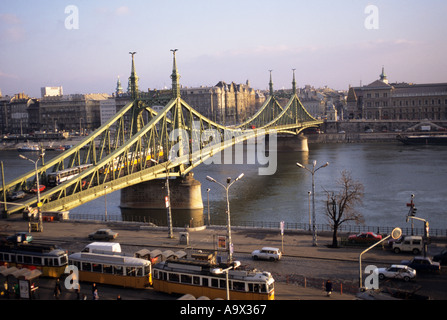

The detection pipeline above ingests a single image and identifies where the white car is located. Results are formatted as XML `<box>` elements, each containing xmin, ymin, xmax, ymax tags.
<box><xmin>377</xmin><ymin>264</ymin><xmax>416</xmax><ymax>282</ymax></box>
<box><xmin>251</xmin><ymin>247</ymin><xmax>282</xmax><ymax>261</ymax></box>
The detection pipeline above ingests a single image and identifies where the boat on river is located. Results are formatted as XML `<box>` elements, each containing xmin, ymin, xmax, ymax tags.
<box><xmin>397</xmin><ymin>134</ymin><xmax>447</xmax><ymax>145</ymax></box>
<box><xmin>17</xmin><ymin>143</ymin><xmax>40</xmax><ymax>152</ymax></box>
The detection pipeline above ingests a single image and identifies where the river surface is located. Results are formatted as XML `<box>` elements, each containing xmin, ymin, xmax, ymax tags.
<box><xmin>1</xmin><ymin>142</ymin><xmax>446</xmax><ymax>230</ymax></box>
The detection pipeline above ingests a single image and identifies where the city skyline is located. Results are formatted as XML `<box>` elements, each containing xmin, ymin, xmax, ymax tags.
<box><xmin>1</xmin><ymin>0</ymin><xmax>447</xmax><ymax>97</ymax></box>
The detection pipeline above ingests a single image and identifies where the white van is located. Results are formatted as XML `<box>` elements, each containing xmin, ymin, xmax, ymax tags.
<box><xmin>82</xmin><ymin>242</ymin><xmax>122</xmax><ymax>254</ymax></box>
<box><xmin>392</xmin><ymin>236</ymin><xmax>423</xmax><ymax>254</ymax></box>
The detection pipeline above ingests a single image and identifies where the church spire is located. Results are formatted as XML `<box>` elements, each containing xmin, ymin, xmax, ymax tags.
<box><xmin>128</xmin><ymin>52</ymin><xmax>139</xmax><ymax>99</ymax></box>
<box><xmin>292</xmin><ymin>69</ymin><xmax>297</xmax><ymax>95</ymax></box>
<box><xmin>269</xmin><ymin>70</ymin><xmax>274</xmax><ymax>96</ymax></box>
<box><xmin>116</xmin><ymin>76</ymin><xmax>123</xmax><ymax>96</ymax></box>
<box><xmin>171</xmin><ymin>49</ymin><xmax>181</xmax><ymax>98</ymax></box>
<box><xmin>380</xmin><ymin>66</ymin><xmax>388</xmax><ymax>84</ymax></box>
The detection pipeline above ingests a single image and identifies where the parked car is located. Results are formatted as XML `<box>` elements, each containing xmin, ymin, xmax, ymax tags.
<box><xmin>7</xmin><ymin>232</ymin><xmax>33</xmax><ymax>243</ymax></box>
<box><xmin>88</xmin><ymin>229</ymin><xmax>119</xmax><ymax>241</ymax></box>
<box><xmin>7</xmin><ymin>190</ymin><xmax>26</xmax><ymax>201</ymax></box>
<box><xmin>377</xmin><ymin>264</ymin><xmax>416</xmax><ymax>282</ymax></box>
<box><xmin>30</xmin><ymin>185</ymin><xmax>46</xmax><ymax>193</ymax></box>
<box><xmin>401</xmin><ymin>256</ymin><xmax>441</xmax><ymax>272</ymax></box>
<box><xmin>251</xmin><ymin>247</ymin><xmax>282</xmax><ymax>261</ymax></box>
<box><xmin>433</xmin><ymin>249</ymin><xmax>447</xmax><ymax>266</ymax></box>
<box><xmin>348</xmin><ymin>232</ymin><xmax>382</xmax><ymax>244</ymax></box>
<box><xmin>392</xmin><ymin>236</ymin><xmax>423</xmax><ymax>254</ymax></box>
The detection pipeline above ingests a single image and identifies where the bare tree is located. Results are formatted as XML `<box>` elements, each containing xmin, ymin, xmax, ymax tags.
<box><xmin>324</xmin><ymin>170</ymin><xmax>365</xmax><ymax>248</ymax></box>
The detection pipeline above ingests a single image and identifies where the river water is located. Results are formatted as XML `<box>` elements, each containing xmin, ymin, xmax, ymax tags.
<box><xmin>1</xmin><ymin>142</ymin><xmax>446</xmax><ymax>230</ymax></box>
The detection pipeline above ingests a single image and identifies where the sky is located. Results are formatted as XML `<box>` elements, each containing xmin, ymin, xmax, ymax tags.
<box><xmin>1</xmin><ymin>0</ymin><xmax>447</xmax><ymax>97</ymax></box>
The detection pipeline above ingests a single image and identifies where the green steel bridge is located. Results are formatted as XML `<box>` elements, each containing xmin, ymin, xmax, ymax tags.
<box><xmin>0</xmin><ymin>52</ymin><xmax>322</xmax><ymax>216</ymax></box>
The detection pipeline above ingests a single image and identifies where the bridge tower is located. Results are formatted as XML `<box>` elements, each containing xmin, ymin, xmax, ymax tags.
<box><xmin>120</xmin><ymin>50</ymin><xmax>204</xmax><ymax>228</ymax></box>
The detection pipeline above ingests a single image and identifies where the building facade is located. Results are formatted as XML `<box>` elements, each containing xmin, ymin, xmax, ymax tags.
<box><xmin>347</xmin><ymin>68</ymin><xmax>447</xmax><ymax>121</ymax></box>
<box><xmin>180</xmin><ymin>81</ymin><xmax>265</xmax><ymax>124</ymax></box>
<box><xmin>39</xmin><ymin>93</ymin><xmax>109</xmax><ymax>133</ymax></box>
<box><xmin>0</xmin><ymin>93</ymin><xmax>40</xmax><ymax>134</ymax></box>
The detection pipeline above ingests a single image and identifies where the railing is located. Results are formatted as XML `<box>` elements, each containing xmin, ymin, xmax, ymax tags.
<box><xmin>67</xmin><ymin>213</ymin><xmax>447</xmax><ymax>237</ymax></box>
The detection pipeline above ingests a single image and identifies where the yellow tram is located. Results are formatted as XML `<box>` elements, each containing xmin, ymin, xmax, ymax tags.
<box><xmin>152</xmin><ymin>259</ymin><xmax>275</xmax><ymax>300</ymax></box>
<box><xmin>0</xmin><ymin>243</ymin><xmax>68</xmax><ymax>278</ymax></box>
<box><xmin>68</xmin><ymin>252</ymin><xmax>152</xmax><ymax>289</ymax></box>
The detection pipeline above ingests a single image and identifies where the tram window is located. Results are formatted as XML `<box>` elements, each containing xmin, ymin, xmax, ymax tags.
<box><xmin>220</xmin><ymin>279</ymin><xmax>226</xmax><ymax>288</ymax></box>
<box><xmin>169</xmin><ymin>273</ymin><xmax>179</xmax><ymax>282</ymax></box>
<box><xmin>17</xmin><ymin>255</ymin><xmax>23</xmax><ymax>263</ymax></box>
<box><xmin>202</xmin><ymin>277</ymin><xmax>209</xmax><ymax>287</ymax></box>
<box><xmin>144</xmin><ymin>266</ymin><xmax>150</xmax><ymax>276</ymax></box>
<box><xmin>193</xmin><ymin>276</ymin><xmax>200</xmax><ymax>285</ymax></box>
<box><xmin>114</xmin><ymin>265</ymin><xmax>123</xmax><ymax>275</ymax></box>
<box><xmin>92</xmin><ymin>263</ymin><xmax>102</xmax><ymax>273</ymax></box>
<box><xmin>181</xmin><ymin>274</ymin><xmax>192</xmax><ymax>284</ymax></box>
<box><xmin>24</xmin><ymin>256</ymin><xmax>32</xmax><ymax>264</ymax></box>
<box><xmin>46</xmin><ymin>258</ymin><xmax>53</xmax><ymax>266</ymax></box>
<box><xmin>211</xmin><ymin>278</ymin><xmax>219</xmax><ymax>288</ymax></box>
<box><xmin>103</xmin><ymin>264</ymin><xmax>113</xmax><ymax>274</ymax></box>
<box><xmin>126</xmin><ymin>267</ymin><xmax>137</xmax><ymax>276</ymax></box>
<box><xmin>82</xmin><ymin>262</ymin><xmax>91</xmax><ymax>271</ymax></box>
<box><xmin>60</xmin><ymin>256</ymin><xmax>67</xmax><ymax>265</ymax></box>
<box><xmin>0</xmin><ymin>253</ymin><xmax>3</xmax><ymax>260</ymax></box>
<box><xmin>72</xmin><ymin>261</ymin><xmax>80</xmax><ymax>270</ymax></box>
<box><xmin>250</xmin><ymin>284</ymin><xmax>260</xmax><ymax>292</ymax></box>
<box><xmin>260</xmin><ymin>284</ymin><xmax>267</xmax><ymax>293</ymax></box>
<box><xmin>162</xmin><ymin>271</ymin><xmax>167</xmax><ymax>281</ymax></box>
<box><xmin>136</xmin><ymin>267</ymin><xmax>143</xmax><ymax>277</ymax></box>
<box><xmin>33</xmin><ymin>257</ymin><xmax>43</xmax><ymax>265</ymax></box>
<box><xmin>233</xmin><ymin>281</ymin><xmax>245</xmax><ymax>291</ymax></box>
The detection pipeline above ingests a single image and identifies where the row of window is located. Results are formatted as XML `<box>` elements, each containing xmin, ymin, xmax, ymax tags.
<box><xmin>153</xmin><ymin>269</ymin><xmax>270</xmax><ymax>293</ymax></box>
<box><xmin>0</xmin><ymin>252</ymin><xmax>67</xmax><ymax>267</ymax></box>
<box><xmin>69</xmin><ymin>260</ymin><xmax>150</xmax><ymax>277</ymax></box>
<box><xmin>364</xmin><ymin>99</ymin><xmax>447</xmax><ymax>108</ymax></box>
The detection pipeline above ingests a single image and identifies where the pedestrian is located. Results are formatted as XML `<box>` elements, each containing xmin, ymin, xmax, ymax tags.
<box><xmin>54</xmin><ymin>278</ymin><xmax>61</xmax><ymax>299</ymax></box>
<box><xmin>3</xmin><ymin>280</ymin><xmax>9</xmax><ymax>299</ymax></box>
<box><xmin>92</xmin><ymin>288</ymin><xmax>99</xmax><ymax>300</ymax></box>
<box><xmin>75</xmin><ymin>283</ymin><xmax>81</xmax><ymax>300</ymax></box>
<box><xmin>325</xmin><ymin>280</ymin><xmax>333</xmax><ymax>297</ymax></box>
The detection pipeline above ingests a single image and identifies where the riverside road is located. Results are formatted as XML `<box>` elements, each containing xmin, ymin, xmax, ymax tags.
<box><xmin>1</xmin><ymin>218</ymin><xmax>446</xmax><ymax>300</ymax></box>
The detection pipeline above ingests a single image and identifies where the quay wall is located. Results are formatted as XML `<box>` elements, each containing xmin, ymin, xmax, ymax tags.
<box><xmin>308</xmin><ymin>132</ymin><xmax>399</xmax><ymax>144</ymax></box>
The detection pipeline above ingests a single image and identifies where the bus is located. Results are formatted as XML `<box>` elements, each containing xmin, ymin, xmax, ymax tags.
<box><xmin>47</xmin><ymin>164</ymin><xmax>93</xmax><ymax>186</ymax></box>
<box><xmin>0</xmin><ymin>243</ymin><xmax>68</xmax><ymax>278</ymax></box>
<box><xmin>152</xmin><ymin>259</ymin><xmax>275</xmax><ymax>300</ymax></box>
<box><xmin>68</xmin><ymin>252</ymin><xmax>152</xmax><ymax>289</ymax></box>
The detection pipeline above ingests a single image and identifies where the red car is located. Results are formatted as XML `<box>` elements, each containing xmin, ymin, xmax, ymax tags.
<box><xmin>348</xmin><ymin>232</ymin><xmax>382</xmax><ymax>244</ymax></box>
<box><xmin>30</xmin><ymin>185</ymin><xmax>46</xmax><ymax>193</ymax></box>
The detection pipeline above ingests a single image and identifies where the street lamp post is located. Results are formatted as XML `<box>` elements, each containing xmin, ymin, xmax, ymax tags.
<box><xmin>104</xmin><ymin>186</ymin><xmax>108</xmax><ymax>222</ymax></box>
<box><xmin>359</xmin><ymin>227</ymin><xmax>402</xmax><ymax>288</ymax></box>
<box><xmin>211</xmin><ymin>261</ymin><xmax>241</xmax><ymax>300</ymax></box>
<box><xmin>206</xmin><ymin>188</ymin><xmax>211</xmax><ymax>226</ymax></box>
<box><xmin>307</xmin><ymin>191</ymin><xmax>312</xmax><ymax>231</ymax></box>
<box><xmin>151</xmin><ymin>158</ymin><xmax>174</xmax><ymax>238</ymax></box>
<box><xmin>406</xmin><ymin>215</ymin><xmax>429</xmax><ymax>257</ymax></box>
<box><xmin>296</xmin><ymin>160</ymin><xmax>329</xmax><ymax>246</ymax></box>
<box><xmin>206</xmin><ymin>173</ymin><xmax>244</xmax><ymax>262</ymax></box>
<box><xmin>19</xmin><ymin>151</ymin><xmax>45</xmax><ymax>232</ymax></box>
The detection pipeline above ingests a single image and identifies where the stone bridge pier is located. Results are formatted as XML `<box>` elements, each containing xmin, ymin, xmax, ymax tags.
<box><xmin>276</xmin><ymin>134</ymin><xmax>309</xmax><ymax>152</ymax></box>
<box><xmin>120</xmin><ymin>172</ymin><xmax>204</xmax><ymax>227</ymax></box>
